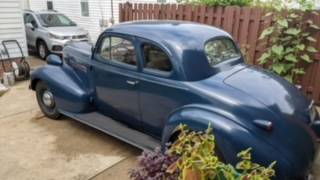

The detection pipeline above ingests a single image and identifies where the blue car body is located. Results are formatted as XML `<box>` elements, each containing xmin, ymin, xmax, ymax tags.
<box><xmin>30</xmin><ymin>21</ymin><xmax>320</xmax><ymax>179</ymax></box>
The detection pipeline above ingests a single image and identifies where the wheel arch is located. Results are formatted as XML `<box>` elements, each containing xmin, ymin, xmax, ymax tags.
<box><xmin>36</xmin><ymin>38</ymin><xmax>46</xmax><ymax>47</ymax></box>
<box><xmin>161</xmin><ymin>104</ymin><xmax>257</xmax><ymax>164</ymax></box>
<box><xmin>30</xmin><ymin>77</ymin><xmax>41</xmax><ymax>90</ymax></box>
<box><xmin>30</xmin><ymin>65</ymin><xmax>93</xmax><ymax>113</ymax></box>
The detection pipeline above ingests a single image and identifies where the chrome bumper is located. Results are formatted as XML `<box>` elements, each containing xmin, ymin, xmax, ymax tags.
<box><xmin>48</xmin><ymin>38</ymin><xmax>89</xmax><ymax>53</ymax></box>
<box><xmin>308</xmin><ymin>144</ymin><xmax>320</xmax><ymax>180</ymax></box>
<box><xmin>311</xmin><ymin>120</ymin><xmax>320</xmax><ymax>139</ymax></box>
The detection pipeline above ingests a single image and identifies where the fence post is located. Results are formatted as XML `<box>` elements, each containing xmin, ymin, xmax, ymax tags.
<box><xmin>222</xmin><ymin>6</ymin><xmax>235</xmax><ymax>34</ymax></box>
<box><xmin>247</xmin><ymin>7</ymin><xmax>263</xmax><ymax>64</ymax></box>
<box><xmin>119</xmin><ymin>3</ymin><xmax>123</xmax><ymax>22</ymax></box>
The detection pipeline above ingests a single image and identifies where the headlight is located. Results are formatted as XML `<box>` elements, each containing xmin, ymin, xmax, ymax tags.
<box><xmin>82</xmin><ymin>33</ymin><xmax>89</xmax><ymax>39</ymax></box>
<box><xmin>49</xmin><ymin>33</ymin><xmax>65</xmax><ymax>40</ymax></box>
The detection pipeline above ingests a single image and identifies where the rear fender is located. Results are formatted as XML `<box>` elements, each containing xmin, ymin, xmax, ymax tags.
<box><xmin>31</xmin><ymin>64</ymin><xmax>94</xmax><ymax>113</ymax></box>
<box><xmin>161</xmin><ymin>104</ymin><xmax>280</xmax><ymax>166</ymax></box>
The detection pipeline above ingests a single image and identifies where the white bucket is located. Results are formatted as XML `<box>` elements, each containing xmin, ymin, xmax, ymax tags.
<box><xmin>3</xmin><ymin>72</ymin><xmax>15</xmax><ymax>86</ymax></box>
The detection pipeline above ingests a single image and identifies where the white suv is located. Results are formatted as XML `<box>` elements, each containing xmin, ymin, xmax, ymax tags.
<box><xmin>23</xmin><ymin>10</ymin><xmax>90</xmax><ymax>59</ymax></box>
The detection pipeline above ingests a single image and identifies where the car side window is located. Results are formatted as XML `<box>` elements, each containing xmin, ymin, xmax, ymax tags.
<box><xmin>99</xmin><ymin>36</ymin><xmax>137</xmax><ymax>66</ymax></box>
<box><xmin>204</xmin><ymin>38</ymin><xmax>240</xmax><ymax>66</ymax></box>
<box><xmin>24</xmin><ymin>14</ymin><xmax>38</xmax><ymax>27</ymax></box>
<box><xmin>142</xmin><ymin>43</ymin><xmax>171</xmax><ymax>72</ymax></box>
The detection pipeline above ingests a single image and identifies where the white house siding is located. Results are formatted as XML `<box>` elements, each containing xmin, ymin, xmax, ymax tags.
<box><xmin>130</xmin><ymin>0</ymin><xmax>176</xmax><ymax>3</ymax></box>
<box><xmin>22</xmin><ymin>0</ymin><xmax>30</xmax><ymax>9</ymax></box>
<box><xmin>29</xmin><ymin>0</ymin><xmax>176</xmax><ymax>42</ymax></box>
<box><xmin>0</xmin><ymin>0</ymin><xmax>28</xmax><ymax>58</ymax></box>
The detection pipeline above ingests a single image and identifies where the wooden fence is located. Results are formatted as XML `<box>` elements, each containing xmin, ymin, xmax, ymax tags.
<box><xmin>119</xmin><ymin>3</ymin><xmax>320</xmax><ymax>104</ymax></box>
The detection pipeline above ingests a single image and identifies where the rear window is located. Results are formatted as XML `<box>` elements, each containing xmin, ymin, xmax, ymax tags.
<box><xmin>204</xmin><ymin>39</ymin><xmax>241</xmax><ymax>66</ymax></box>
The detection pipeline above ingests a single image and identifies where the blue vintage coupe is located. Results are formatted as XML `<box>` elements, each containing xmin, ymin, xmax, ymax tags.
<box><xmin>30</xmin><ymin>21</ymin><xmax>319</xmax><ymax>179</ymax></box>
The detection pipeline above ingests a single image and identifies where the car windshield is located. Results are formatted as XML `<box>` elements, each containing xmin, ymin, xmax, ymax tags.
<box><xmin>37</xmin><ymin>13</ymin><xmax>76</xmax><ymax>27</ymax></box>
<box><xmin>204</xmin><ymin>38</ymin><xmax>241</xmax><ymax>66</ymax></box>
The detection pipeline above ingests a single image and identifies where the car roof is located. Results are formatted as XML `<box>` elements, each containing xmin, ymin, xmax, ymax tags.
<box><xmin>105</xmin><ymin>20</ymin><xmax>234</xmax><ymax>81</ymax></box>
<box><xmin>106</xmin><ymin>20</ymin><xmax>231</xmax><ymax>51</ymax></box>
<box><xmin>24</xmin><ymin>10</ymin><xmax>60</xmax><ymax>15</ymax></box>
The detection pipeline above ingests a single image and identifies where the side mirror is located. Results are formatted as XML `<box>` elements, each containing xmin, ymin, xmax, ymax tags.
<box><xmin>26</xmin><ymin>23</ymin><xmax>34</xmax><ymax>29</ymax></box>
<box><xmin>90</xmin><ymin>46</ymin><xmax>96</xmax><ymax>59</ymax></box>
<box><xmin>47</xmin><ymin>54</ymin><xmax>63</xmax><ymax>66</ymax></box>
<box><xmin>91</xmin><ymin>46</ymin><xmax>95</xmax><ymax>55</ymax></box>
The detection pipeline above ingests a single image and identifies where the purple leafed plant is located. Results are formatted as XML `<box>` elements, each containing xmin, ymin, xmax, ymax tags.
<box><xmin>129</xmin><ymin>147</ymin><xmax>179</xmax><ymax>180</ymax></box>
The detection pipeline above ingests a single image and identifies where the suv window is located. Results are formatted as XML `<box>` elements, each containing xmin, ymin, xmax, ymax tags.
<box><xmin>37</xmin><ymin>14</ymin><xmax>76</xmax><ymax>27</ymax></box>
<box><xmin>204</xmin><ymin>38</ymin><xmax>241</xmax><ymax>66</ymax></box>
<box><xmin>24</xmin><ymin>14</ymin><xmax>37</xmax><ymax>27</ymax></box>
<box><xmin>99</xmin><ymin>36</ymin><xmax>137</xmax><ymax>66</ymax></box>
<box><xmin>142</xmin><ymin>43</ymin><xmax>171</xmax><ymax>72</ymax></box>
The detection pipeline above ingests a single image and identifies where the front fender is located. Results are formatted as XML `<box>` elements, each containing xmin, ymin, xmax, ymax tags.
<box><xmin>30</xmin><ymin>64</ymin><xmax>93</xmax><ymax>113</ymax></box>
<box><xmin>161</xmin><ymin>104</ymin><xmax>292</xmax><ymax>178</ymax></box>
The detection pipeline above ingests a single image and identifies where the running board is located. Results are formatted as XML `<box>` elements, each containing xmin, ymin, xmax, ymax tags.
<box><xmin>60</xmin><ymin>110</ymin><xmax>161</xmax><ymax>150</ymax></box>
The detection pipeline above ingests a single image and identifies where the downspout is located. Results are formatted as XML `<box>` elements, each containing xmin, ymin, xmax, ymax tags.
<box><xmin>98</xmin><ymin>0</ymin><xmax>104</xmax><ymax>31</ymax></box>
<box><xmin>26</xmin><ymin>0</ymin><xmax>31</xmax><ymax>9</ymax></box>
<box><xmin>110</xmin><ymin>0</ymin><xmax>114</xmax><ymax>24</ymax></box>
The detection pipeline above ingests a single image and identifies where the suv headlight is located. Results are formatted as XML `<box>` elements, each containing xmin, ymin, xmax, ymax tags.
<box><xmin>49</xmin><ymin>33</ymin><xmax>65</xmax><ymax>40</ymax></box>
<box><xmin>82</xmin><ymin>33</ymin><xmax>89</xmax><ymax>39</ymax></box>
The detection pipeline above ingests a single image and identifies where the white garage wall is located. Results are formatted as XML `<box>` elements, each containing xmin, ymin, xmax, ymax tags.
<box><xmin>0</xmin><ymin>0</ymin><xmax>28</xmax><ymax>58</ymax></box>
<box><xmin>29</xmin><ymin>0</ymin><xmax>176</xmax><ymax>43</ymax></box>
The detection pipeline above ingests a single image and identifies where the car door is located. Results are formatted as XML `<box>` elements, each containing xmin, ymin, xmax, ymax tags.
<box><xmin>91</xmin><ymin>34</ymin><xmax>141</xmax><ymax>129</ymax></box>
<box><xmin>23</xmin><ymin>13</ymin><xmax>38</xmax><ymax>47</ymax></box>
<box><xmin>136</xmin><ymin>40</ymin><xmax>192</xmax><ymax>138</ymax></box>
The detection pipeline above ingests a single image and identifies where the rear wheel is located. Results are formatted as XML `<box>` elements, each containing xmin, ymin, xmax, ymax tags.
<box><xmin>35</xmin><ymin>81</ymin><xmax>61</xmax><ymax>119</ymax></box>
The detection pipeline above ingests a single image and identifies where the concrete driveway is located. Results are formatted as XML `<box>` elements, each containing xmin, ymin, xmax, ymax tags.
<box><xmin>0</xmin><ymin>57</ymin><xmax>139</xmax><ymax>180</ymax></box>
<box><xmin>0</xmin><ymin>56</ymin><xmax>319</xmax><ymax>180</ymax></box>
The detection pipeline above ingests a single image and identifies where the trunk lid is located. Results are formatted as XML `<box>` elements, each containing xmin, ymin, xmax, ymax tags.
<box><xmin>222</xmin><ymin>66</ymin><xmax>317</xmax><ymax>173</ymax></box>
<box><xmin>224</xmin><ymin>66</ymin><xmax>311</xmax><ymax>123</ymax></box>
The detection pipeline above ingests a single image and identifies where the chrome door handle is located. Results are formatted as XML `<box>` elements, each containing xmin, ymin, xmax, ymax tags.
<box><xmin>126</xmin><ymin>80</ymin><xmax>139</xmax><ymax>85</ymax></box>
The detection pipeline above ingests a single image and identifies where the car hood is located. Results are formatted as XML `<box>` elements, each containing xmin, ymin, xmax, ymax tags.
<box><xmin>47</xmin><ymin>26</ymin><xmax>88</xmax><ymax>36</ymax></box>
<box><xmin>224</xmin><ymin>66</ymin><xmax>311</xmax><ymax>123</ymax></box>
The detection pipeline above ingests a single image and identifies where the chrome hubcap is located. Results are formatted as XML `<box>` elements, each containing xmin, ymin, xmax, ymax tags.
<box><xmin>39</xmin><ymin>45</ymin><xmax>46</xmax><ymax>58</ymax></box>
<box><xmin>42</xmin><ymin>90</ymin><xmax>54</xmax><ymax>108</ymax></box>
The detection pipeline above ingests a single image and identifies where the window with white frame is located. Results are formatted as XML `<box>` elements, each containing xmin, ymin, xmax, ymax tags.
<box><xmin>81</xmin><ymin>0</ymin><xmax>89</xmax><ymax>17</ymax></box>
<box><xmin>47</xmin><ymin>1</ymin><xmax>53</xmax><ymax>10</ymax></box>
<box><xmin>157</xmin><ymin>0</ymin><xmax>166</xmax><ymax>3</ymax></box>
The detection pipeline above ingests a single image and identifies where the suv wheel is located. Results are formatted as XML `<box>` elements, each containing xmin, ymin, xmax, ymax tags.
<box><xmin>37</xmin><ymin>41</ymin><xmax>49</xmax><ymax>60</ymax></box>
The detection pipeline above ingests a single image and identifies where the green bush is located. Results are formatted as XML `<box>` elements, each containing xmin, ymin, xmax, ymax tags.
<box><xmin>258</xmin><ymin>0</ymin><xmax>319</xmax><ymax>83</ymax></box>
<box><xmin>177</xmin><ymin>0</ymin><xmax>253</xmax><ymax>7</ymax></box>
<box><xmin>130</xmin><ymin>124</ymin><xmax>276</xmax><ymax>180</ymax></box>
<box><xmin>168</xmin><ymin>124</ymin><xmax>276</xmax><ymax>180</ymax></box>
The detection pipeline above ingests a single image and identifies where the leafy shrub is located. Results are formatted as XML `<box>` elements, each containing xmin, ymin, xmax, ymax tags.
<box><xmin>176</xmin><ymin>0</ymin><xmax>253</xmax><ymax>7</ymax></box>
<box><xmin>130</xmin><ymin>124</ymin><xmax>276</xmax><ymax>180</ymax></box>
<box><xmin>258</xmin><ymin>0</ymin><xmax>319</xmax><ymax>83</ymax></box>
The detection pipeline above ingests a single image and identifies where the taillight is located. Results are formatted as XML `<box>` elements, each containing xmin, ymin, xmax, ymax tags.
<box><xmin>253</xmin><ymin>120</ymin><xmax>273</xmax><ymax>131</ymax></box>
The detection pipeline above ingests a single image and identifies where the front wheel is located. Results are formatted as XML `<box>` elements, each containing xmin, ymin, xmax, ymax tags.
<box><xmin>36</xmin><ymin>81</ymin><xmax>61</xmax><ymax>119</ymax></box>
<box><xmin>37</xmin><ymin>41</ymin><xmax>49</xmax><ymax>60</ymax></box>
